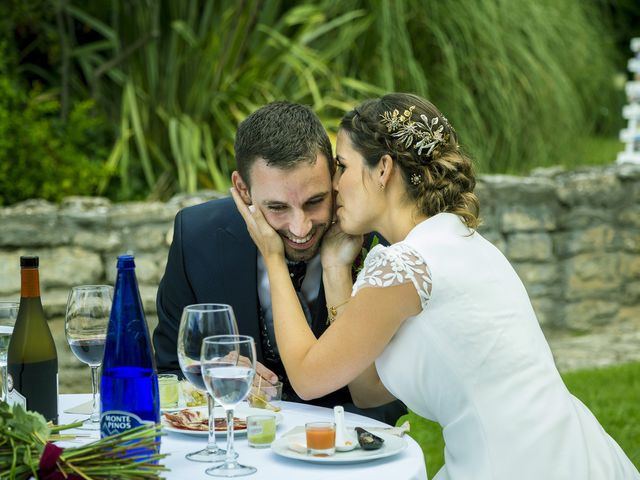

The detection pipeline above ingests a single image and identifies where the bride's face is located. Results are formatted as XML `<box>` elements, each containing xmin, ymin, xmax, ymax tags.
<box><xmin>333</xmin><ymin>130</ymin><xmax>381</xmax><ymax>235</ymax></box>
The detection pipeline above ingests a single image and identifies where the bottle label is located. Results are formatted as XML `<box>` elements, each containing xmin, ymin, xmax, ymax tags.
<box><xmin>6</xmin><ymin>374</ymin><xmax>26</xmax><ymax>408</ymax></box>
<box><xmin>100</xmin><ymin>410</ymin><xmax>151</xmax><ymax>437</ymax></box>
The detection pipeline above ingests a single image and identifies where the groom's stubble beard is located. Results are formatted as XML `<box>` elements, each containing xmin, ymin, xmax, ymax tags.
<box><xmin>279</xmin><ymin>221</ymin><xmax>330</xmax><ymax>263</ymax></box>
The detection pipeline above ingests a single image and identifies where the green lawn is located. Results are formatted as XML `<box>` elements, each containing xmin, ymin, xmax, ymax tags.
<box><xmin>399</xmin><ymin>361</ymin><xmax>640</xmax><ymax>478</ymax></box>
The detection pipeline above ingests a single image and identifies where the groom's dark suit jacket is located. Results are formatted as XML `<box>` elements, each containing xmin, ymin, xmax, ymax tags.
<box><xmin>153</xmin><ymin>197</ymin><xmax>406</xmax><ymax>425</ymax></box>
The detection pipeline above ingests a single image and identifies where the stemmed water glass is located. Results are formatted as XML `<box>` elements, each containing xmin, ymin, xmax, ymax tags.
<box><xmin>0</xmin><ymin>302</ymin><xmax>19</xmax><ymax>403</ymax></box>
<box><xmin>64</xmin><ymin>285</ymin><xmax>112</xmax><ymax>429</ymax></box>
<box><xmin>177</xmin><ymin>304</ymin><xmax>239</xmax><ymax>462</ymax></box>
<box><xmin>201</xmin><ymin>335</ymin><xmax>256</xmax><ymax>477</ymax></box>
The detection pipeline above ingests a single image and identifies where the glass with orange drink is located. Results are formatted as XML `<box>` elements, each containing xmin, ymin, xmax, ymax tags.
<box><xmin>305</xmin><ymin>422</ymin><xmax>336</xmax><ymax>456</ymax></box>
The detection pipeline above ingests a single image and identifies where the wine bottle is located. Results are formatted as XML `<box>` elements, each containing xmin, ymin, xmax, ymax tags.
<box><xmin>7</xmin><ymin>256</ymin><xmax>59</xmax><ymax>423</ymax></box>
<box><xmin>100</xmin><ymin>254</ymin><xmax>160</xmax><ymax>439</ymax></box>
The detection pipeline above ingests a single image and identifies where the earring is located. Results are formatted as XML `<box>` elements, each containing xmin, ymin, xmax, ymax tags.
<box><xmin>379</xmin><ymin>182</ymin><xmax>385</xmax><ymax>190</ymax></box>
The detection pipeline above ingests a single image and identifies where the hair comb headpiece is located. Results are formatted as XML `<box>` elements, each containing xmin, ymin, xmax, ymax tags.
<box><xmin>380</xmin><ymin>105</ymin><xmax>450</xmax><ymax>158</ymax></box>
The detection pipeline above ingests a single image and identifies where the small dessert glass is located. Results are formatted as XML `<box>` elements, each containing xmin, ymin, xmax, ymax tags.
<box><xmin>158</xmin><ymin>374</ymin><xmax>179</xmax><ymax>409</ymax></box>
<box><xmin>305</xmin><ymin>422</ymin><xmax>336</xmax><ymax>456</ymax></box>
<box><xmin>247</xmin><ymin>414</ymin><xmax>276</xmax><ymax>448</ymax></box>
<box><xmin>248</xmin><ymin>380</ymin><xmax>282</xmax><ymax>411</ymax></box>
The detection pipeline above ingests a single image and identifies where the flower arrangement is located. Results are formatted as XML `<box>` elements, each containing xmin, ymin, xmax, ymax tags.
<box><xmin>0</xmin><ymin>402</ymin><xmax>168</xmax><ymax>480</ymax></box>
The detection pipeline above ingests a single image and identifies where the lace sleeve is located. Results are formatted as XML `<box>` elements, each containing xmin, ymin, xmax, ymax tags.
<box><xmin>352</xmin><ymin>243</ymin><xmax>432</xmax><ymax>309</ymax></box>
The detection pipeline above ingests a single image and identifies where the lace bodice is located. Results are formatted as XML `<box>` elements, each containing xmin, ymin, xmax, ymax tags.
<box><xmin>352</xmin><ymin>243</ymin><xmax>432</xmax><ymax>308</ymax></box>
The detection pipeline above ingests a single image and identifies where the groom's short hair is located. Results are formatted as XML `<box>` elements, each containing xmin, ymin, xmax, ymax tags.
<box><xmin>234</xmin><ymin>101</ymin><xmax>333</xmax><ymax>188</ymax></box>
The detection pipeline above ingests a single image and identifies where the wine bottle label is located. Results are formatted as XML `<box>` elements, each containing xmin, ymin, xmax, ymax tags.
<box><xmin>6</xmin><ymin>374</ymin><xmax>26</xmax><ymax>408</ymax></box>
<box><xmin>100</xmin><ymin>410</ymin><xmax>152</xmax><ymax>437</ymax></box>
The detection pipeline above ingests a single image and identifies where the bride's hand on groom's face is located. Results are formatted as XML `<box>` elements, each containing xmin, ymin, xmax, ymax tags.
<box><xmin>321</xmin><ymin>222</ymin><xmax>363</xmax><ymax>269</ymax></box>
<box><xmin>231</xmin><ymin>187</ymin><xmax>284</xmax><ymax>260</ymax></box>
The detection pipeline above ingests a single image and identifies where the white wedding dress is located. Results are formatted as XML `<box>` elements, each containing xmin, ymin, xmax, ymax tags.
<box><xmin>353</xmin><ymin>213</ymin><xmax>639</xmax><ymax>480</ymax></box>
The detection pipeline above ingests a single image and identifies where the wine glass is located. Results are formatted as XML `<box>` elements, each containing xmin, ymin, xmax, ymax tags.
<box><xmin>64</xmin><ymin>285</ymin><xmax>112</xmax><ymax>429</ymax></box>
<box><xmin>0</xmin><ymin>301</ymin><xmax>19</xmax><ymax>403</ymax></box>
<box><xmin>177</xmin><ymin>304</ymin><xmax>239</xmax><ymax>462</ymax></box>
<box><xmin>201</xmin><ymin>335</ymin><xmax>256</xmax><ymax>477</ymax></box>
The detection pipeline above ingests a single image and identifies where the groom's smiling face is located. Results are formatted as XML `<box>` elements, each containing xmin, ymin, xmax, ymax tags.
<box><xmin>240</xmin><ymin>155</ymin><xmax>333</xmax><ymax>262</ymax></box>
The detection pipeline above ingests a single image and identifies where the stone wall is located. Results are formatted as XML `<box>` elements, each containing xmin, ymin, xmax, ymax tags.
<box><xmin>475</xmin><ymin>163</ymin><xmax>640</xmax><ymax>331</ymax></box>
<box><xmin>1</xmin><ymin>164</ymin><xmax>639</xmax><ymax>390</ymax></box>
<box><xmin>1</xmin><ymin>164</ymin><xmax>639</xmax><ymax>328</ymax></box>
<box><xmin>0</xmin><ymin>190</ymin><xmax>231</xmax><ymax>313</ymax></box>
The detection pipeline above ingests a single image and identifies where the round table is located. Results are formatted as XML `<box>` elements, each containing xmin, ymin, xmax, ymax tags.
<box><xmin>59</xmin><ymin>394</ymin><xmax>428</xmax><ymax>480</ymax></box>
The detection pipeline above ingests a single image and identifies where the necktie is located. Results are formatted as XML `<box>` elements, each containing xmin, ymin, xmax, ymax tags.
<box><xmin>287</xmin><ymin>261</ymin><xmax>307</xmax><ymax>291</ymax></box>
<box><xmin>260</xmin><ymin>260</ymin><xmax>311</xmax><ymax>364</ymax></box>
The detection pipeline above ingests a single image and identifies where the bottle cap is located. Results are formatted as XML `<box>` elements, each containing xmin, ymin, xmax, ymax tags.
<box><xmin>20</xmin><ymin>256</ymin><xmax>39</xmax><ymax>267</ymax></box>
<box><xmin>116</xmin><ymin>254</ymin><xmax>136</xmax><ymax>269</ymax></box>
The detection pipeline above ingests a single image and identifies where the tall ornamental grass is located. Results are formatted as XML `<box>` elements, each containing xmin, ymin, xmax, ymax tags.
<box><xmin>42</xmin><ymin>0</ymin><xmax>624</xmax><ymax>199</ymax></box>
<box><xmin>318</xmin><ymin>0</ymin><xmax>623</xmax><ymax>174</ymax></box>
<box><xmin>59</xmin><ymin>0</ymin><xmax>381</xmax><ymax>199</ymax></box>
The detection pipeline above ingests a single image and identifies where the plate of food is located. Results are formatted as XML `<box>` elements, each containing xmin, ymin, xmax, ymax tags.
<box><xmin>162</xmin><ymin>380</ymin><xmax>283</xmax><ymax>413</ymax></box>
<box><xmin>162</xmin><ymin>404</ymin><xmax>283</xmax><ymax>436</ymax></box>
<box><xmin>270</xmin><ymin>427</ymin><xmax>407</xmax><ymax>464</ymax></box>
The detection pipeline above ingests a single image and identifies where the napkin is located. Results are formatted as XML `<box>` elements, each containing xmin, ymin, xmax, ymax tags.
<box><xmin>374</xmin><ymin>420</ymin><xmax>410</xmax><ymax>437</ymax></box>
<box><xmin>63</xmin><ymin>400</ymin><xmax>93</xmax><ymax>415</ymax></box>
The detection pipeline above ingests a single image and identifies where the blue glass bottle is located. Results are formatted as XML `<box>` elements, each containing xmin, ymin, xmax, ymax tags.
<box><xmin>100</xmin><ymin>255</ymin><xmax>160</xmax><ymax>440</ymax></box>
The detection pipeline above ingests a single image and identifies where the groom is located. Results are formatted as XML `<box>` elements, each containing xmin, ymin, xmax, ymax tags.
<box><xmin>153</xmin><ymin>101</ymin><xmax>406</xmax><ymax>425</ymax></box>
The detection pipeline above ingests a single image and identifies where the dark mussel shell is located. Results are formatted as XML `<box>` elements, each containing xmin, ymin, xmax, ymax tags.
<box><xmin>355</xmin><ymin>427</ymin><xmax>385</xmax><ymax>450</ymax></box>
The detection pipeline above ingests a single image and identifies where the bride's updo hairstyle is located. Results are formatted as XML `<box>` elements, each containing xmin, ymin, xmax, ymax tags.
<box><xmin>340</xmin><ymin>93</ymin><xmax>480</xmax><ymax>229</ymax></box>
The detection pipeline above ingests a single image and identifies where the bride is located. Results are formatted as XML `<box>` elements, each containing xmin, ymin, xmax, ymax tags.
<box><xmin>231</xmin><ymin>93</ymin><xmax>639</xmax><ymax>479</ymax></box>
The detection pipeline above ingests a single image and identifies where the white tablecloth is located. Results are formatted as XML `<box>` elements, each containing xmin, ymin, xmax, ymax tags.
<box><xmin>59</xmin><ymin>394</ymin><xmax>428</xmax><ymax>480</ymax></box>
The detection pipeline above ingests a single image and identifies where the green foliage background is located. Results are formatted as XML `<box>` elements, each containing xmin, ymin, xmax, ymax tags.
<box><xmin>0</xmin><ymin>41</ymin><xmax>109</xmax><ymax>205</ymax></box>
<box><xmin>0</xmin><ymin>0</ymin><xmax>638</xmax><ymax>205</ymax></box>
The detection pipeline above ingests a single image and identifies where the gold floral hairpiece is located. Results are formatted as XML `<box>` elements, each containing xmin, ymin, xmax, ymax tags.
<box><xmin>380</xmin><ymin>105</ymin><xmax>450</xmax><ymax>159</ymax></box>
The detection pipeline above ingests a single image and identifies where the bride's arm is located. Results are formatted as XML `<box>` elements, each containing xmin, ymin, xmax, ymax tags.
<box><xmin>322</xmin><ymin>263</ymin><xmax>396</xmax><ymax>407</ymax></box>
<box><xmin>269</xmin><ymin>264</ymin><xmax>420</xmax><ymax>399</ymax></box>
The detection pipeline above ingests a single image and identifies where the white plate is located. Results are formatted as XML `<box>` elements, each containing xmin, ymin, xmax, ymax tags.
<box><xmin>270</xmin><ymin>430</ymin><xmax>407</xmax><ymax>464</ymax></box>
<box><xmin>162</xmin><ymin>404</ymin><xmax>283</xmax><ymax>437</ymax></box>
<box><xmin>161</xmin><ymin>404</ymin><xmax>196</xmax><ymax>414</ymax></box>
